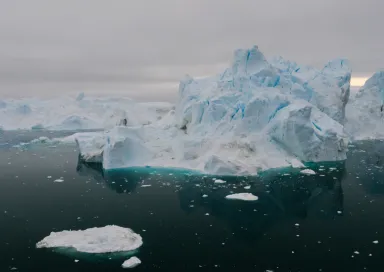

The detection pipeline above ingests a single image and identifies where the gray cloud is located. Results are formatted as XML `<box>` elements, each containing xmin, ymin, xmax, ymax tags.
<box><xmin>0</xmin><ymin>0</ymin><xmax>383</xmax><ymax>100</ymax></box>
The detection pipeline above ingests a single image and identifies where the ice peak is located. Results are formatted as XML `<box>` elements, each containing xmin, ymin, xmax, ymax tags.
<box><xmin>362</xmin><ymin>70</ymin><xmax>384</xmax><ymax>90</ymax></box>
<box><xmin>231</xmin><ymin>45</ymin><xmax>270</xmax><ymax>76</ymax></box>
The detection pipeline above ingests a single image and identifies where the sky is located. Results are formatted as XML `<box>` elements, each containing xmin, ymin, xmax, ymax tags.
<box><xmin>0</xmin><ymin>0</ymin><xmax>383</xmax><ymax>101</ymax></box>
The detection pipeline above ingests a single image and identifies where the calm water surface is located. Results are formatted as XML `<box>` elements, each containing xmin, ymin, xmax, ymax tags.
<box><xmin>1</xmin><ymin>131</ymin><xmax>384</xmax><ymax>271</ymax></box>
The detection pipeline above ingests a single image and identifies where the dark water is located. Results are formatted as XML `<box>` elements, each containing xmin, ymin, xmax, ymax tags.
<box><xmin>1</xmin><ymin>131</ymin><xmax>384</xmax><ymax>271</ymax></box>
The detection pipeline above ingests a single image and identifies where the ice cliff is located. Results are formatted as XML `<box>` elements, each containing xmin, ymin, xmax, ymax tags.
<box><xmin>345</xmin><ymin>71</ymin><xmax>384</xmax><ymax>139</ymax></box>
<box><xmin>77</xmin><ymin>46</ymin><xmax>350</xmax><ymax>175</ymax></box>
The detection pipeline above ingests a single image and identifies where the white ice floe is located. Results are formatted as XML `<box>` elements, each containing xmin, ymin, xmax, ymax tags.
<box><xmin>36</xmin><ymin>225</ymin><xmax>143</xmax><ymax>254</ymax></box>
<box><xmin>53</xmin><ymin>178</ymin><xmax>64</xmax><ymax>183</ymax></box>
<box><xmin>122</xmin><ymin>256</ymin><xmax>141</xmax><ymax>269</ymax></box>
<box><xmin>225</xmin><ymin>193</ymin><xmax>259</xmax><ymax>201</ymax></box>
<box><xmin>214</xmin><ymin>179</ymin><xmax>226</xmax><ymax>184</ymax></box>
<box><xmin>300</xmin><ymin>169</ymin><xmax>317</xmax><ymax>175</ymax></box>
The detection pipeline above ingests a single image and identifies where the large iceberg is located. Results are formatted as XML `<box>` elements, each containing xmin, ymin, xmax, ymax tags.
<box><xmin>345</xmin><ymin>71</ymin><xmax>384</xmax><ymax>139</ymax></box>
<box><xmin>76</xmin><ymin>46</ymin><xmax>350</xmax><ymax>175</ymax></box>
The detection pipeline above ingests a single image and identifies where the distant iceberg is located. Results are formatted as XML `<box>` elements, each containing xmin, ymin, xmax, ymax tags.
<box><xmin>0</xmin><ymin>96</ymin><xmax>173</xmax><ymax>131</ymax></box>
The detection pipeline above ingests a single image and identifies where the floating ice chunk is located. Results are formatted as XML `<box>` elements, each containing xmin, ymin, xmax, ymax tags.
<box><xmin>214</xmin><ymin>179</ymin><xmax>226</xmax><ymax>184</ymax></box>
<box><xmin>141</xmin><ymin>185</ymin><xmax>152</xmax><ymax>188</ymax></box>
<box><xmin>225</xmin><ymin>193</ymin><xmax>258</xmax><ymax>201</ymax></box>
<box><xmin>244</xmin><ymin>186</ymin><xmax>251</xmax><ymax>190</ymax></box>
<box><xmin>36</xmin><ymin>225</ymin><xmax>143</xmax><ymax>254</ymax></box>
<box><xmin>373</xmin><ymin>240</ymin><xmax>379</xmax><ymax>244</ymax></box>
<box><xmin>53</xmin><ymin>179</ymin><xmax>64</xmax><ymax>183</ymax></box>
<box><xmin>122</xmin><ymin>256</ymin><xmax>141</xmax><ymax>269</ymax></box>
<box><xmin>300</xmin><ymin>169</ymin><xmax>316</xmax><ymax>175</ymax></box>
<box><xmin>202</xmin><ymin>194</ymin><xmax>208</xmax><ymax>198</ymax></box>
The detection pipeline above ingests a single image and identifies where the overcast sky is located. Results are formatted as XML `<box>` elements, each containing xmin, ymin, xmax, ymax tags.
<box><xmin>0</xmin><ymin>0</ymin><xmax>383</xmax><ymax>101</ymax></box>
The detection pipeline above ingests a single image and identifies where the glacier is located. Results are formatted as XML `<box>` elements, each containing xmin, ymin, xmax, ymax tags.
<box><xmin>73</xmin><ymin>45</ymin><xmax>350</xmax><ymax>175</ymax></box>
<box><xmin>345</xmin><ymin>71</ymin><xmax>384</xmax><ymax>139</ymax></box>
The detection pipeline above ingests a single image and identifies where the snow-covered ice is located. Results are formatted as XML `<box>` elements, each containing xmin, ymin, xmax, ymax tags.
<box><xmin>300</xmin><ymin>169</ymin><xmax>317</xmax><ymax>175</ymax></box>
<box><xmin>225</xmin><ymin>193</ymin><xmax>259</xmax><ymax>201</ymax></box>
<box><xmin>122</xmin><ymin>256</ymin><xmax>141</xmax><ymax>269</ymax></box>
<box><xmin>36</xmin><ymin>225</ymin><xmax>143</xmax><ymax>253</ymax></box>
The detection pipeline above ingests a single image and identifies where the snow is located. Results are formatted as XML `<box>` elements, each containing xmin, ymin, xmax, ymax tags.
<box><xmin>225</xmin><ymin>193</ymin><xmax>259</xmax><ymax>201</ymax></box>
<box><xmin>122</xmin><ymin>257</ymin><xmax>141</xmax><ymax>269</ymax></box>
<box><xmin>300</xmin><ymin>169</ymin><xmax>317</xmax><ymax>175</ymax></box>
<box><xmin>36</xmin><ymin>225</ymin><xmax>143</xmax><ymax>254</ymax></box>
<box><xmin>346</xmin><ymin>71</ymin><xmax>384</xmax><ymax>139</ymax></box>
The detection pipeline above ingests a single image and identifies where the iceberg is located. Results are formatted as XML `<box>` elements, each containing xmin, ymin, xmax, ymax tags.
<box><xmin>122</xmin><ymin>257</ymin><xmax>141</xmax><ymax>269</ymax></box>
<box><xmin>16</xmin><ymin>45</ymin><xmax>352</xmax><ymax>175</ymax></box>
<box><xmin>36</xmin><ymin>225</ymin><xmax>143</xmax><ymax>254</ymax></box>
<box><xmin>95</xmin><ymin>46</ymin><xmax>349</xmax><ymax>175</ymax></box>
<box><xmin>345</xmin><ymin>71</ymin><xmax>384</xmax><ymax>139</ymax></box>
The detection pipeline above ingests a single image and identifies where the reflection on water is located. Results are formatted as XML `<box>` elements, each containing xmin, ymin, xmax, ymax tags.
<box><xmin>76</xmin><ymin>159</ymin><xmax>346</xmax><ymax>244</ymax></box>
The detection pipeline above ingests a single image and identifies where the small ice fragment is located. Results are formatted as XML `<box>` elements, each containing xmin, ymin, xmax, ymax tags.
<box><xmin>300</xmin><ymin>169</ymin><xmax>316</xmax><ymax>175</ymax></box>
<box><xmin>74</xmin><ymin>259</ymin><xmax>79</xmax><ymax>263</ymax></box>
<box><xmin>47</xmin><ymin>176</ymin><xmax>52</xmax><ymax>179</ymax></box>
<box><xmin>369</xmin><ymin>254</ymin><xmax>372</xmax><ymax>256</ymax></box>
<box><xmin>122</xmin><ymin>256</ymin><xmax>141</xmax><ymax>269</ymax></box>
<box><xmin>53</xmin><ymin>179</ymin><xmax>64</xmax><ymax>183</ymax></box>
<box><xmin>373</xmin><ymin>240</ymin><xmax>379</xmax><ymax>244</ymax></box>
<box><xmin>337</xmin><ymin>211</ymin><xmax>342</xmax><ymax>214</ymax></box>
<box><xmin>295</xmin><ymin>223</ymin><xmax>300</xmax><ymax>227</ymax></box>
<box><xmin>354</xmin><ymin>251</ymin><xmax>360</xmax><ymax>255</ymax></box>
<box><xmin>202</xmin><ymin>194</ymin><xmax>208</xmax><ymax>198</ymax></box>
<box><xmin>214</xmin><ymin>179</ymin><xmax>226</xmax><ymax>184</ymax></box>
<box><xmin>225</xmin><ymin>193</ymin><xmax>258</xmax><ymax>201</ymax></box>
<box><xmin>141</xmin><ymin>185</ymin><xmax>151</xmax><ymax>187</ymax></box>
<box><xmin>244</xmin><ymin>186</ymin><xmax>251</xmax><ymax>190</ymax></box>
<box><xmin>205</xmin><ymin>213</ymin><xmax>210</xmax><ymax>216</ymax></box>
